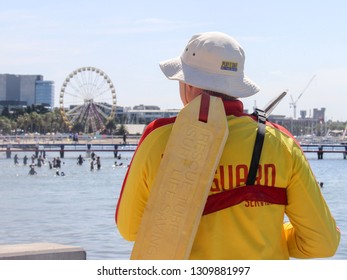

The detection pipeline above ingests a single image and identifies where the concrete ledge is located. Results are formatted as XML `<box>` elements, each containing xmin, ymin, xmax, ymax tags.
<box><xmin>0</xmin><ymin>243</ymin><xmax>86</xmax><ymax>260</ymax></box>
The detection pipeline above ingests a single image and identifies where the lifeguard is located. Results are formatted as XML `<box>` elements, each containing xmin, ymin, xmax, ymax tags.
<box><xmin>116</xmin><ymin>32</ymin><xmax>340</xmax><ymax>259</ymax></box>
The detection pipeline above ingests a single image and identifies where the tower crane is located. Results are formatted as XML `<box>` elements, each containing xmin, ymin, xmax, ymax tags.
<box><xmin>289</xmin><ymin>74</ymin><xmax>316</xmax><ymax>119</ymax></box>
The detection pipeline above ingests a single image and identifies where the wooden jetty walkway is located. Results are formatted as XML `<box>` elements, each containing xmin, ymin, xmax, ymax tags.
<box><xmin>1</xmin><ymin>141</ymin><xmax>347</xmax><ymax>159</ymax></box>
<box><xmin>0</xmin><ymin>143</ymin><xmax>138</xmax><ymax>158</ymax></box>
<box><xmin>300</xmin><ymin>143</ymin><xmax>347</xmax><ymax>159</ymax></box>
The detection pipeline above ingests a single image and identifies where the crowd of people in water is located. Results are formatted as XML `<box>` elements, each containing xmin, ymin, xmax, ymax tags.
<box><xmin>12</xmin><ymin>149</ymin><xmax>323</xmax><ymax>188</ymax></box>
<box><xmin>12</xmin><ymin>149</ymin><xmax>127</xmax><ymax>176</ymax></box>
<box><xmin>11</xmin><ymin>150</ymin><xmax>324</xmax><ymax>188</ymax></box>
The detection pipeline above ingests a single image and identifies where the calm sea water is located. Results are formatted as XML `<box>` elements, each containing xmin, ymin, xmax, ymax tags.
<box><xmin>0</xmin><ymin>149</ymin><xmax>346</xmax><ymax>260</ymax></box>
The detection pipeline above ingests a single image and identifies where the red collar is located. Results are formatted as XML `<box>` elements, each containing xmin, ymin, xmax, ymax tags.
<box><xmin>223</xmin><ymin>100</ymin><xmax>246</xmax><ymax>117</ymax></box>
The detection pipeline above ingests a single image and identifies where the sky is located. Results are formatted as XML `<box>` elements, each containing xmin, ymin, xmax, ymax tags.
<box><xmin>1</xmin><ymin>0</ymin><xmax>347</xmax><ymax>121</ymax></box>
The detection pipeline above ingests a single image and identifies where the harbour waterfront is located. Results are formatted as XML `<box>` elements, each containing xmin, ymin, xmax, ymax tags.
<box><xmin>0</xmin><ymin>149</ymin><xmax>346</xmax><ymax>260</ymax></box>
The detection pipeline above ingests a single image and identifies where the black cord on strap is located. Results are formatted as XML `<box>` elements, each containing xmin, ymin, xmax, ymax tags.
<box><xmin>246</xmin><ymin>109</ymin><xmax>266</xmax><ymax>185</ymax></box>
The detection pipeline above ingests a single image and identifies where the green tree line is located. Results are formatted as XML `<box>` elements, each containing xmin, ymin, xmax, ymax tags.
<box><xmin>1</xmin><ymin>105</ymin><xmax>345</xmax><ymax>137</ymax></box>
<box><xmin>0</xmin><ymin>105</ymin><xmax>126</xmax><ymax>135</ymax></box>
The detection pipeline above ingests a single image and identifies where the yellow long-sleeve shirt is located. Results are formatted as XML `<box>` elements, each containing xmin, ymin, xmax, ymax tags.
<box><xmin>116</xmin><ymin>99</ymin><xmax>340</xmax><ymax>259</ymax></box>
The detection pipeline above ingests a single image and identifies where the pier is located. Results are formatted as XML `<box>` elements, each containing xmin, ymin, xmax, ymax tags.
<box><xmin>0</xmin><ymin>143</ymin><xmax>137</xmax><ymax>158</ymax></box>
<box><xmin>300</xmin><ymin>143</ymin><xmax>347</xmax><ymax>159</ymax></box>
<box><xmin>1</xmin><ymin>139</ymin><xmax>347</xmax><ymax>160</ymax></box>
<box><xmin>0</xmin><ymin>134</ymin><xmax>140</xmax><ymax>158</ymax></box>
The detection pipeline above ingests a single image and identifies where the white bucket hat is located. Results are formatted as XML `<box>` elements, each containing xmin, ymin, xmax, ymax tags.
<box><xmin>159</xmin><ymin>32</ymin><xmax>260</xmax><ymax>98</ymax></box>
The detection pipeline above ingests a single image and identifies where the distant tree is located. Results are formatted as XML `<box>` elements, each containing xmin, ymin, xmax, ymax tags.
<box><xmin>16</xmin><ymin>113</ymin><xmax>31</xmax><ymax>133</ymax></box>
<box><xmin>30</xmin><ymin>112</ymin><xmax>41</xmax><ymax>133</ymax></box>
<box><xmin>0</xmin><ymin>116</ymin><xmax>13</xmax><ymax>134</ymax></box>
<box><xmin>116</xmin><ymin>124</ymin><xmax>128</xmax><ymax>136</ymax></box>
<box><xmin>25</xmin><ymin>105</ymin><xmax>32</xmax><ymax>114</ymax></box>
<box><xmin>105</xmin><ymin>119</ymin><xmax>117</xmax><ymax>134</ymax></box>
<box><xmin>1</xmin><ymin>106</ymin><xmax>11</xmax><ymax>118</ymax></box>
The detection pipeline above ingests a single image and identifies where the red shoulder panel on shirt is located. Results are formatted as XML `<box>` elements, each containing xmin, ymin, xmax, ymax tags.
<box><xmin>138</xmin><ymin>117</ymin><xmax>176</xmax><ymax>145</ymax></box>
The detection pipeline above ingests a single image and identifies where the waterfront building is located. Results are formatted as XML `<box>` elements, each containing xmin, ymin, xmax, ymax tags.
<box><xmin>116</xmin><ymin>104</ymin><xmax>179</xmax><ymax>125</ymax></box>
<box><xmin>0</xmin><ymin>74</ymin><xmax>54</xmax><ymax>109</ymax></box>
<box><xmin>35</xmin><ymin>80</ymin><xmax>55</xmax><ymax>107</ymax></box>
<box><xmin>268</xmin><ymin>107</ymin><xmax>326</xmax><ymax>137</ymax></box>
<box><xmin>115</xmin><ymin>103</ymin><xmax>328</xmax><ymax>136</ymax></box>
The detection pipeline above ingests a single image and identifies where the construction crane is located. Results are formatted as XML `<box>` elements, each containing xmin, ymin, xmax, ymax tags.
<box><xmin>289</xmin><ymin>74</ymin><xmax>316</xmax><ymax>119</ymax></box>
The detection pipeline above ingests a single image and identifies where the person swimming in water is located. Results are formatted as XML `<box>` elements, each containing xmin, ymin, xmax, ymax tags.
<box><xmin>28</xmin><ymin>164</ymin><xmax>37</xmax><ymax>175</ymax></box>
<box><xmin>77</xmin><ymin>154</ymin><xmax>84</xmax><ymax>165</ymax></box>
<box><xmin>14</xmin><ymin>154</ymin><xmax>19</xmax><ymax>165</ymax></box>
<box><xmin>56</xmin><ymin>171</ymin><xmax>66</xmax><ymax>176</ymax></box>
<box><xmin>96</xmin><ymin>156</ymin><xmax>101</xmax><ymax>170</ymax></box>
<box><xmin>23</xmin><ymin>155</ymin><xmax>28</xmax><ymax>165</ymax></box>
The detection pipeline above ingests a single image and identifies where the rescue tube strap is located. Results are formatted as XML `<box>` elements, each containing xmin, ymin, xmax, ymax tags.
<box><xmin>198</xmin><ymin>93</ymin><xmax>210</xmax><ymax>123</ymax></box>
<box><xmin>247</xmin><ymin>109</ymin><xmax>266</xmax><ymax>185</ymax></box>
<box><xmin>203</xmin><ymin>108</ymin><xmax>288</xmax><ymax>216</ymax></box>
<box><xmin>203</xmin><ymin>185</ymin><xmax>287</xmax><ymax>215</ymax></box>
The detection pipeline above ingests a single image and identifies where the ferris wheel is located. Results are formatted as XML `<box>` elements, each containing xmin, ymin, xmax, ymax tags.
<box><xmin>59</xmin><ymin>67</ymin><xmax>116</xmax><ymax>133</ymax></box>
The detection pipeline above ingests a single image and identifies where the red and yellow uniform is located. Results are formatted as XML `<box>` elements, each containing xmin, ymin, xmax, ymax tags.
<box><xmin>116</xmin><ymin>99</ymin><xmax>340</xmax><ymax>259</ymax></box>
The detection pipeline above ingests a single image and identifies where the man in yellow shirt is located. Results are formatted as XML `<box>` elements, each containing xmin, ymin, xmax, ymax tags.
<box><xmin>116</xmin><ymin>31</ymin><xmax>340</xmax><ymax>259</ymax></box>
